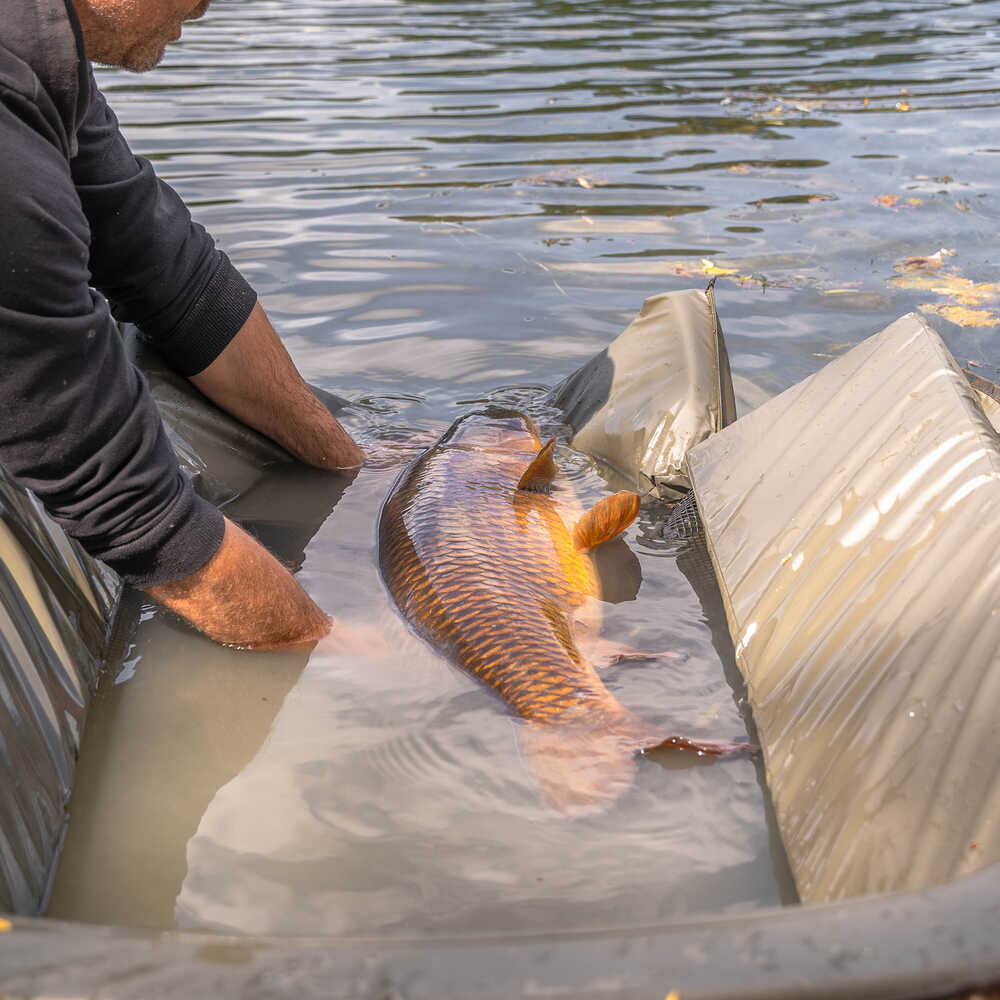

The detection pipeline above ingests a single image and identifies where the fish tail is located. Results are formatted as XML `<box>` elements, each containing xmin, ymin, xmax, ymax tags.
<box><xmin>517</xmin><ymin>717</ymin><xmax>756</xmax><ymax>816</ymax></box>
<box><xmin>517</xmin><ymin>721</ymin><xmax>641</xmax><ymax>816</ymax></box>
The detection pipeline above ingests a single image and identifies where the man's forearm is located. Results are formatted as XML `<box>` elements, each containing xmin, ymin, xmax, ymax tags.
<box><xmin>146</xmin><ymin>517</ymin><xmax>331</xmax><ymax>649</ymax></box>
<box><xmin>190</xmin><ymin>302</ymin><xmax>364</xmax><ymax>470</ymax></box>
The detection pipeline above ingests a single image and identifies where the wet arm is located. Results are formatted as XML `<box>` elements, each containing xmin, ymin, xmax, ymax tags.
<box><xmin>190</xmin><ymin>302</ymin><xmax>364</xmax><ymax>470</ymax></box>
<box><xmin>147</xmin><ymin>517</ymin><xmax>331</xmax><ymax>650</ymax></box>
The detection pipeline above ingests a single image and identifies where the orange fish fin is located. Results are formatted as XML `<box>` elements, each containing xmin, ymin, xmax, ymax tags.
<box><xmin>572</xmin><ymin>491</ymin><xmax>641</xmax><ymax>551</ymax></box>
<box><xmin>517</xmin><ymin>437</ymin><xmax>558</xmax><ymax>492</ymax></box>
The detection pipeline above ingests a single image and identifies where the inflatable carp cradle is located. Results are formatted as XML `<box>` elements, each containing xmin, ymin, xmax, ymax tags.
<box><xmin>0</xmin><ymin>295</ymin><xmax>998</xmax><ymax>998</ymax></box>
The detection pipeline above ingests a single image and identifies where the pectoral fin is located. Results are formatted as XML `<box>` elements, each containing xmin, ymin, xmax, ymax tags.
<box><xmin>517</xmin><ymin>437</ymin><xmax>558</xmax><ymax>493</ymax></box>
<box><xmin>578</xmin><ymin>635</ymin><xmax>679</xmax><ymax>670</ymax></box>
<box><xmin>572</xmin><ymin>492</ymin><xmax>641</xmax><ymax>551</ymax></box>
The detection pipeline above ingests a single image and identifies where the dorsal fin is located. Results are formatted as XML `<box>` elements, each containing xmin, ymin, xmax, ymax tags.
<box><xmin>572</xmin><ymin>492</ymin><xmax>641</xmax><ymax>551</ymax></box>
<box><xmin>517</xmin><ymin>437</ymin><xmax>558</xmax><ymax>492</ymax></box>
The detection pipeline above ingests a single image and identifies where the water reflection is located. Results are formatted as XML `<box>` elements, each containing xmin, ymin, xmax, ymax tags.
<box><xmin>51</xmin><ymin>0</ymin><xmax>1000</xmax><ymax>933</ymax></box>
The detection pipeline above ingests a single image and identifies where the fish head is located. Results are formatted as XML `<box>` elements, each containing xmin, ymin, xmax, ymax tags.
<box><xmin>439</xmin><ymin>408</ymin><xmax>544</xmax><ymax>470</ymax></box>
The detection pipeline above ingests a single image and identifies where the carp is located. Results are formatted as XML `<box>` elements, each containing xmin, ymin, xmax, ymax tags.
<box><xmin>378</xmin><ymin>407</ymin><xmax>749</xmax><ymax>813</ymax></box>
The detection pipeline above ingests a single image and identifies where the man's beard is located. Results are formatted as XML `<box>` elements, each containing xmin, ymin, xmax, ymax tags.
<box><xmin>90</xmin><ymin>35</ymin><xmax>168</xmax><ymax>73</ymax></box>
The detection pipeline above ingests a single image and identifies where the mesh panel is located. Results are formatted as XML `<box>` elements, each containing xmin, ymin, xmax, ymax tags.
<box><xmin>660</xmin><ymin>490</ymin><xmax>703</xmax><ymax>541</ymax></box>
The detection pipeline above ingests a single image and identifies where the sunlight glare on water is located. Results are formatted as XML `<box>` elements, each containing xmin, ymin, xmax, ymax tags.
<box><xmin>47</xmin><ymin>0</ymin><xmax>1000</xmax><ymax>935</ymax></box>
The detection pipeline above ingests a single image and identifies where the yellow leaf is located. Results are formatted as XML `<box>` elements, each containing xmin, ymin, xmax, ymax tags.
<box><xmin>728</xmin><ymin>163</ymin><xmax>751</xmax><ymax>174</ymax></box>
<box><xmin>700</xmin><ymin>258</ymin><xmax>738</xmax><ymax>276</ymax></box>
<box><xmin>0</xmin><ymin>918</ymin><xmax>11</xmax><ymax>933</ymax></box>
<box><xmin>576</xmin><ymin>176</ymin><xmax>593</xmax><ymax>189</ymax></box>
<box><xmin>956</xmin><ymin>200</ymin><xmax>970</xmax><ymax>212</ymax></box>
<box><xmin>664</xmin><ymin>993</ymin><xmax>681</xmax><ymax>1000</ymax></box>
<box><xmin>920</xmin><ymin>304</ymin><xmax>999</xmax><ymax>327</ymax></box>
<box><xmin>889</xmin><ymin>272</ymin><xmax>999</xmax><ymax>304</ymax></box>
<box><xmin>872</xmin><ymin>194</ymin><xmax>901</xmax><ymax>208</ymax></box>
<box><xmin>907</xmin><ymin>198</ymin><xmax>923</xmax><ymax>206</ymax></box>
<box><xmin>654</xmin><ymin>258</ymin><xmax>760</xmax><ymax>285</ymax></box>
<box><xmin>896</xmin><ymin>101</ymin><xmax>911</xmax><ymax>112</ymax></box>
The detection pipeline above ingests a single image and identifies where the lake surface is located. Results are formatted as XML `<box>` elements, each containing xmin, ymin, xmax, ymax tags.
<box><xmin>48</xmin><ymin>0</ymin><xmax>1000</xmax><ymax>934</ymax></box>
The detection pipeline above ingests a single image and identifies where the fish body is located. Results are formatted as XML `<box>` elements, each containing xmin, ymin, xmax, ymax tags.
<box><xmin>378</xmin><ymin>407</ymin><xmax>745</xmax><ymax>811</ymax></box>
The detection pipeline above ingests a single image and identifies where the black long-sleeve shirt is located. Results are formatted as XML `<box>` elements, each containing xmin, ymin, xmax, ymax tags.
<box><xmin>0</xmin><ymin>0</ymin><xmax>258</xmax><ymax>587</ymax></box>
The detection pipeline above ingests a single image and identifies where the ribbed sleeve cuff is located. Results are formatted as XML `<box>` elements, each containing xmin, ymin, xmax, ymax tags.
<box><xmin>98</xmin><ymin>481</ymin><xmax>226</xmax><ymax>589</ymax></box>
<box><xmin>156</xmin><ymin>254</ymin><xmax>258</xmax><ymax>377</ymax></box>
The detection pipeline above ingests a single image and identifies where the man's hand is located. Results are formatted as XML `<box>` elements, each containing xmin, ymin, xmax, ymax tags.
<box><xmin>147</xmin><ymin>517</ymin><xmax>332</xmax><ymax>650</ymax></box>
<box><xmin>190</xmin><ymin>302</ymin><xmax>364</xmax><ymax>470</ymax></box>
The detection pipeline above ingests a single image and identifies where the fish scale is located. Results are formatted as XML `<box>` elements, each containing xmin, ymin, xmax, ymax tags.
<box><xmin>379</xmin><ymin>415</ymin><xmax>620</xmax><ymax>726</ymax></box>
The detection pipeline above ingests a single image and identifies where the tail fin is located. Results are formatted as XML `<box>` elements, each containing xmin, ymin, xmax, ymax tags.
<box><xmin>517</xmin><ymin>718</ymin><xmax>756</xmax><ymax>816</ymax></box>
<box><xmin>517</xmin><ymin>723</ymin><xmax>641</xmax><ymax>817</ymax></box>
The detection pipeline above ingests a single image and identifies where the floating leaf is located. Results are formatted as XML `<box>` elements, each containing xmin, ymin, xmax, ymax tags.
<box><xmin>517</xmin><ymin>170</ymin><xmax>606</xmax><ymax>188</ymax></box>
<box><xmin>956</xmin><ymin>199</ymin><xmax>970</xmax><ymax>212</ymax></box>
<box><xmin>728</xmin><ymin>163</ymin><xmax>751</xmax><ymax>174</ymax></box>
<box><xmin>890</xmin><ymin>272</ymin><xmax>1000</xmax><ymax>304</ymax></box>
<box><xmin>907</xmin><ymin>198</ymin><xmax>924</xmax><ymax>207</ymax></box>
<box><xmin>872</xmin><ymin>194</ymin><xmax>901</xmax><ymax>208</ymax></box>
<box><xmin>895</xmin><ymin>101</ymin><xmax>911</xmax><ymax>112</ymax></box>
<box><xmin>890</xmin><ymin>251</ymin><xmax>1000</xmax><ymax>314</ymax></box>
<box><xmin>652</xmin><ymin>258</ymin><xmax>760</xmax><ymax>285</ymax></box>
<box><xmin>753</xmin><ymin>104</ymin><xmax>786</xmax><ymax>121</ymax></box>
<box><xmin>699</xmin><ymin>258</ymin><xmax>739</xmax><ymax>276</ymax></box>
<box><xmin>920</xmin><ymin>304</ymin><xmax>999</xmax><ymax>327</ymax></box>
<box><xmin>895</xmin><ymin>249</ymin><xmax>956</xmax><ymax>272</ymax></box>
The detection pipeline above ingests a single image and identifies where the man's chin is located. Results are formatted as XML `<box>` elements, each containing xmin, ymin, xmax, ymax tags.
<box><xmin>94</xmin><ymin>40</ymin><xmax>168</xmax><ymax>73</ymax></box>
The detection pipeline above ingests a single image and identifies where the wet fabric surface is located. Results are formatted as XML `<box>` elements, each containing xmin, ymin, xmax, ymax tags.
<box><xmin>688</xmin><ymin>314</ymin><xmax>1000</xmax><ymax>901</ymax></box>
<box><xmin>0</xmin><ymin>471</ymin><xmax>118</xmax><ymax>913</ymax></box>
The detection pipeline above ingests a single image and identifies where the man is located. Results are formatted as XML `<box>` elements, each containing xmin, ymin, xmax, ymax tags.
<box><xmin>1</xmin><ymin>0</ymin><xmax>364</xmax><ymax>648</ymax></box>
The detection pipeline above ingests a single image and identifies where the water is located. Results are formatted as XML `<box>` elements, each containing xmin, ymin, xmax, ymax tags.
<box><xmin>47</xmin><ymin>0</ymin><xmax>1000</xmax><ymax>934</ymax></box>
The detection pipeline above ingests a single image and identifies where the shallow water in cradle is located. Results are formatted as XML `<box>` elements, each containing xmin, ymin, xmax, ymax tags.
<box><xmin>47</xmin><ymin>0</ymin><xmax>1000</xmax><ymax>934</ymax></box>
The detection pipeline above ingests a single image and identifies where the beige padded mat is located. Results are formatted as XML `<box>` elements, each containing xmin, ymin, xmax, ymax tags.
<box><xmin>549</xmin><ymin>285</ymin><xmax>736</xmax><ymax>499</ymax></box>
<box><xmin>687</xmin><ymin>313</ymin><xmax>1000</xmax><ymax>902</ymax></box>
